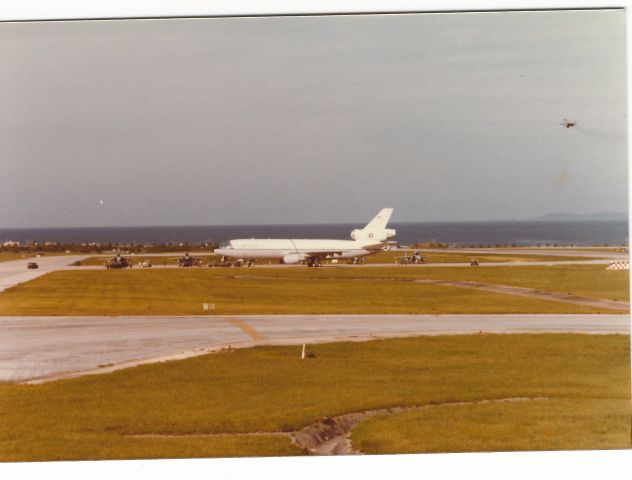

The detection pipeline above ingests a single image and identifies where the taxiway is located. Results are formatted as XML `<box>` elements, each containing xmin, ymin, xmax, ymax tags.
<box><xmin>0</xmin><ymin>314</ymin><xmax>627</xmax><ymax>383</ymax></box>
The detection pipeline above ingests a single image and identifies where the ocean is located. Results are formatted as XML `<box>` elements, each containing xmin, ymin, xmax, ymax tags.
<box><xmin>0</xmin><ymin>220</ymin><xmax>628</xmax><ymax>247</ymax></box>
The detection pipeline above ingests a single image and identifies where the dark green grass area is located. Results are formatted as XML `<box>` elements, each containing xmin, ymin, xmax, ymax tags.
<box><xmin>0</xmin><ymin>267</ymin><xmax>621</xmax><ymax>315</ymax></box>
<box><xmin>0</xmin><ymin>334</ymin><xmax>629</xmax><ymax>460</ymax></box>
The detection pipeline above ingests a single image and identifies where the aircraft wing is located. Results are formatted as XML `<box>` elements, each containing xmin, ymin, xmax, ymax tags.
<box><xmin>301</xmin><ymin>243</ymin><xmax>386</xmax><ymax>257</ymax></box>
<box><xmin>301</xmin><ymin>249</ymin><xmax>345</xmax><ymax>257</ymax></box>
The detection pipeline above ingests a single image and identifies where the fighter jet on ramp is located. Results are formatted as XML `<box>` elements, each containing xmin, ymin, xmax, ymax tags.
<box><xmin>213</xmin><ymin>208</ymin><xmax>396</xmax><ymax>267</ymax></box>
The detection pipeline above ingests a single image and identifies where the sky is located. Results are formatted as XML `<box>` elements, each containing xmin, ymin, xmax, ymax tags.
<box><xmin>0</xmin><ymin>9</ymin><xmax>627</xmax><ymax>227</ymax></box>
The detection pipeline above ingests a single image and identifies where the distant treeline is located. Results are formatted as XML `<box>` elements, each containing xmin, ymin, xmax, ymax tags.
<box><xmin>0</xmin><ymin>242</ymin><xmax>218</xmax><ymax>254</ymax></box>
<box><xmin>409</xmin><ymin>241</ymin><xmax>450</xmax><ymax>249</ymax></box>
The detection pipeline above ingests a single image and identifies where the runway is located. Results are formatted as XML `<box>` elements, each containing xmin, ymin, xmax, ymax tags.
<box><xmin>0</xmin><ymin>314</ymin><xmax>627</xmax><ymax>384</ymax></box>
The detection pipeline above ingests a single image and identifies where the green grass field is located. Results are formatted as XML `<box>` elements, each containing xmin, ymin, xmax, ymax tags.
<box><xmin>0</xmin><ymin>252</ymin><xmax>35</xmax><ymax>262</ymax></box>
<box><xmin>0</xmin><ymin>264</ymin><xmax>626</xmax><ymax>315</ymax></box>
<box><xmin>413</xmin><ymin>264</ymin><xmax>630</xmax><ymax>302</ymax></box>
<box><xmin>216</xmin><ymin>263</ymin><xmax>630</xmax><ymax>302</ymax></box>
<box><xmin>0</xmin><ymin>334</ymin><xmax>628</xmax><ymax>460</ymax></box>
<box><xmin>352</xmin><ymin>398</ymin><xmax>629</xmax><ymax>453</ymax></box>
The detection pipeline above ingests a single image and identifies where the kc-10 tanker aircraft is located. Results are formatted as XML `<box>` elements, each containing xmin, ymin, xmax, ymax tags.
<box><xmin>213</xmin><ymin>208</ymin><xmax>396</xmax><ymax>267</ymax></box>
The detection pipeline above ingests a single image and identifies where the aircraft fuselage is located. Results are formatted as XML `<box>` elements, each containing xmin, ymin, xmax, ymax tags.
<box><xmin>214</xmin><ymin>238</ymin><xmax>374</xmax><ymax>262</ymax></box>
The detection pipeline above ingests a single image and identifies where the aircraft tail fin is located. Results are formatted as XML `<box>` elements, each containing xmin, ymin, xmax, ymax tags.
<box><xmin>364</xmin><ymin>208</ymin><xmax>393</xmax><ymax>231</ymax></box>
<box><xmin>351</xmin><ymin>208</ymin><xmax>396</xmax><ymax>242</ymax></box>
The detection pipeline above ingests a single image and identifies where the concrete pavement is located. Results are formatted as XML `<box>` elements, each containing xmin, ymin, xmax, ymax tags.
<box><xmin>0</xmin><ymin>314</ymin><xmax>628</xmax><ymax>384</ymax></box>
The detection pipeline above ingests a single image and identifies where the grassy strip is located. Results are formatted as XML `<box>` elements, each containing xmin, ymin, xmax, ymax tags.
<box><xmin>0</xmin><ymin>252</ymin><xmax>35</xmax><ymax>262</ymax></box>
<box><xmin>0</xmin><ymin>334</ymin><xmax>628</xmax><ymax>460</ymax></box>
<box><xmin>524</xmin><ymin>247</ymin><xmax>628</xmax><ymax>253</ymax></box>
<box><xmin>0</xmin><ymin>268</ymin><xmax>619</xmax><ymax>315</ymax></box>
<box><xmin>0</xmin><ymin>432</ymin><xmax>299</xmax><ymax>462</ymax></box>
<box><xmin>385</xmin><ymin>264</ymin><xmax>629</xmax><ymax>302</ymax></box>
<box><xmin>362</xmin><ymin>251</ymin><xmax>603</xmax><ymax>264</ymax></box>
<box><xmin>210</xmin><ymin>264</ymin><xmax>629</xmax><ymax>303</ymax></box>
<box><xmin>352</xmin><ymin>398</ymin><xmax>630</xmax><ymax>453</ymax></box>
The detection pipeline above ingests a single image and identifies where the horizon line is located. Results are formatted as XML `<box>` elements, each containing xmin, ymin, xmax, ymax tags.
<box><xmin>1</xmin><ymin>216</ymin><xmax>629</xmax><ymax>231</ymax></box>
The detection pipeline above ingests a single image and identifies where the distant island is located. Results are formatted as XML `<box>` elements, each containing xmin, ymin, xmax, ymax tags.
<box><xmin>536</xmin><ymin>212</ymin><xmax>628</xmax><ymax>221</ymax></box>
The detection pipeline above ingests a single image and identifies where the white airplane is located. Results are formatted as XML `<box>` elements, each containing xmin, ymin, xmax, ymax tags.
<box><xmin>213</xmin><ymin>208</ymin><xmax>396</xmax><ymax>267</ymax></box>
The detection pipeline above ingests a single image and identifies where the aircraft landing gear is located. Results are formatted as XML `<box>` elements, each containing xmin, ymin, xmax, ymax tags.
<box><xmin>307</xmin><ymin>259</ymin><xmax>321</xmax><ymax>267</ymax></box>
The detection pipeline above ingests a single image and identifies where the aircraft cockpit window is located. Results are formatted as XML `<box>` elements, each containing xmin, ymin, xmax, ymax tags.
<box><xmin>219</xmin><ymin>241</ymin><xmax>232</xmax><ymax>249</ymax></box>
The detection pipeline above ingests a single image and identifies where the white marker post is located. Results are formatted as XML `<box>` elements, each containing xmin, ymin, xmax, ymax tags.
<box><xmin>301</xmin><ymin>344</ymin><xmax>306</xmax><ymax>360</ymax></box>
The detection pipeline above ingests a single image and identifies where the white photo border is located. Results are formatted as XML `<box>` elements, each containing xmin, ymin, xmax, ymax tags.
<box><xmin>0</xmin><ymin>1</ymin><xmax>629</xmax><ymax>479</ymax></box>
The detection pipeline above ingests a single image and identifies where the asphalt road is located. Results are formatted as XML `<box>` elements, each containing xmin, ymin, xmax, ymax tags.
<box><xmin>0</xmin><ymin>314</ymin><xmax>628</xmax><ymax>384</ymax></box>
<box><xmin>0</xmin><ymin>255</ymin><xmax>87</xmax><ymax>293</ymax></box>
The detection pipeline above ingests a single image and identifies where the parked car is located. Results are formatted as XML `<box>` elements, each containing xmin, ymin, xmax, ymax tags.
<box><xmin>27</xmin><ymin>262</ymin><xmax>39</xmax><ymax>269</ymax></box>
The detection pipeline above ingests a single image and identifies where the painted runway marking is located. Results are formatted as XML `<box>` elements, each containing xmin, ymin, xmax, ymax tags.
<box><xmin>224</xmin><ymin>316</ymin><xmax>269</xmax><ymax>341</ymax></box>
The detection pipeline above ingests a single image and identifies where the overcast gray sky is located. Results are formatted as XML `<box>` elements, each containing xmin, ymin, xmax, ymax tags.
<box><xmin>0</xmin><ymin>9</ymin><xmax>627</xmax><ymax>227</ymax></box>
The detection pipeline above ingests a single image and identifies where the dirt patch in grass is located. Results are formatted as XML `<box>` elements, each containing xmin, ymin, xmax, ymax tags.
<box><xmin>127</xmin><ymin>397</ymin><xmax>549</xmax><ymax>455</ymax></box>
